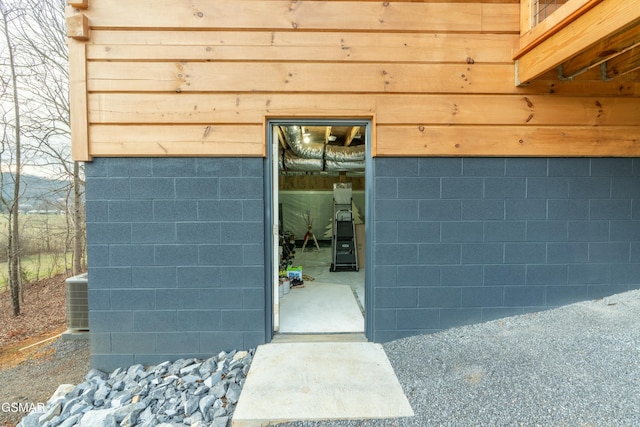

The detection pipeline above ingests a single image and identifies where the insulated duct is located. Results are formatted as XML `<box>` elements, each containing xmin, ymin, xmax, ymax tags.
<box><xmin>279</xmin><ymin>125</ymin><xmax>365</xmax><ymax>172</ymax></box>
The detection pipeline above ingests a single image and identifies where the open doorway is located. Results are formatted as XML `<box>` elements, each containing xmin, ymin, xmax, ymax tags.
<box><xmin>268</xmin><ymin>120</ymin><xmax>370</xmax><ymax>337</ymax></box>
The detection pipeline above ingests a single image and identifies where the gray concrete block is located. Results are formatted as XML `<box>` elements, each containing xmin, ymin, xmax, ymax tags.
<box><xmin>505</xmin><ymin>199</ymin><xmax>546</xmax><ymax>220</ymax></box>
<box><xmin>462</xmin><ymin>158</ymin><xmax>505</xmax><ymax>176</ymax></box>
<box><xmin>219</xmin><ymin>177</ymin><xmax>263</xmax><ymax>198</ymax></box>
<box><xmin>526</xmin><ymin>265</ymin><xmax>568</xmax><ymax>285</ymax></box>
<box><xmin>396</xmin><ymin>266</ymin><xmax>440</xmax><ymax>287</ymax></box>
<box><xmin>196</xmin><ymin>158</ymin><xmax>241</xmax><ymax>177</ymax></box>
<box><xmin>221</xmin><ymin>266</ymin><xmax>264</xmax><ymax>287</ymax></box>
<box><xmin>591</xmin><ymin>158</ymin><xmax>632</xmax><ymax>176</ymax></box>
<box><xmin>461</xmin><ymin>286</ymin><xmax>503</xmax><ymax>307</ymax></box>
<box><xmin>506</xmin><ymin>158</ymin><xmax>547</xmax><ymax>177</ymax></box>
<box><xmin>91</xmin><ymin>355</ymin><xmax>135</xmax><ymax>373</ymax></box>
<box><xmin>86</xmin><ymin>201</ymin><xmax>109</xmax><ymax>222</ymax></box>
<box><xmin>110</xmin><ymin>244</ymin><xmax>155</xmax><ymax>266</ymax></box>
<box><xmin>376</xmin><ymin>158</ymin><xmax>418</xmax><ymax>177</ymax></box>
<box><xmin>90</xmin><ymin>311</ymin><xmax>133</xmax><ymax>332</ymax></box>
<box><xmin>175</xmin><ymin>177</ymin><xmax>219</xmax><ymax>199</ymax></box>
<box><xmin>568</xmin><ymin>177</ymin><xmax>611</xmax><ymax>198</ymax></box>
<box><xmin>108</xmin><ymin>158</ymin><xmax>153</xmax><ymax>177</ymax></box>
<box><xmin>397</xmin><ymin>178</ymin><xmax>439</xmax><ymax>198</ymax></box>
<box><xmin>89</xmin><ymin>267</ymin><xmax>132</xmax><ymax>289</ymax></box>
<box><xmin>221</xmin><ymin>309</ymin><xmax>264</xmax><ymax>331</ymax></box>
<box><xmin>568</xmin><ymin>220</ymin><xmax>609</xmax><ymax>242</ymax></box>
<box><xmin>177</xmin><ymin>266</ymin><xmax>221</xmax><ymax>288</ymax></box>
<box><xmin>375</xmin><ymin>199</ymin><xmax>419</xmax><ymax>221</ymax></box>
<box><xmin>484</xmin><ymin>178</ymin><xmax>526</xmax><ymax>199</ymax></box>
<box><xmin>526</xmin><ymin>221</ymin><xmax>568</xmax><ymax>241</ymax></box>
<box><xmin>547</xmin><ymin>234</ymin><xmax>587</xmax><ymax>259</ymax></box>
<box><xmin>199</xmin><ymin>332</ymin><xmax>244</xmax><ymax>353</ymax></box>
<box><xmin>156</xmin><ymin>332</ymin><xmax>200</xmax><ymax>353</ymax></box>
<box><xmin>89</xmin><ymin>332</ymin><xmax>111</xmax><ymax>354</ymax></box>
<box><xmin>155</xmin><ymin>244</ymin><xmax>199</xmax><ymax>266</ymax></box>
<box><xmin>545</xmin><ymin>285</ymin><xmax>589</xmax><ymax>306</ymax></box>
<box><xmin>178</xmin><ymin>310</ymin><xmax>222</xmax><ymax>331</ymax></box>
<box><xmin>200</xmin><ymin>288</ymin><xmax>245</xmax><ymax>309</ymax></box>
<box><xmin>610</xmin><ymin>263</ymin><xmax>640</xmax><ymax>284</ymax></box>
<box><xmin>242</xmin><ymin>199</ymin><xmax>264</xmax><ymax>221</ymax></box>
<box><xmin>568</xmin><ymin>264</ymin><xmax>609</xmax><ymax>284</ymax></box>
<box><xmin>110</xmin><ymin>289</ymin><xmax>156</xmax><ymax>310</ymax></box>
<box><xmin>374</xmin><ymin>178</ymin><xmax>398</xmax><ymax>198</ymax></box>
<box><xmin>85</xmin><ymin>158</ymin><xmax>108</xmax><ymax>177</ymax></box>
<box><xmin>241</xmin><ymin>158</ymin><xmax>263</xmax><ymax>177</ymax></box>
<box><xmin>610</xmin><ymin>220</ymin><xmax>640</xmax><ymax>241</ymax></box>
<box><xmin>442</xmin><ymin>222</ymin><xmax>484</xmax><ymax>242</ymax></box>
<box><xmin>527</xmin><ymin>177</ymin><xmax>568</xmax><ymax>198</ymax></box>
<box><xmin>484</xmin><ymin>221</ymin><xmax>525</xmax><ymax>242</ymax></box>
<box><xmin>548</xmin><ymin>158</ymin><xmax>590</xmax><ymax>176</ymax></box>
<box><xmin>153</xmin><ymin>200</ymin><xmax>198</xmax><ymax>221</ymax></box>
<box><xmin>88</xmin><ymin>290</ymin><xmax>110</xmax><ymax>310</ymax></box>
<box><xmin>440</xmin><ymin>266</ymin><xmax>483</xmax><ymax>287</ymax></box>
<box><xmin>86</xmin><ymin>178</ymin><xmax>130</xmax><ymax>200</ymax></box>
<box><xmin>89</xmin><ymin>223</ymin><xmax>131</xmax><ymax>244</ymax></box>
<box><xmin>198</xmin><ymin>200</ymin><xmax>243</xmax><ymax>221</ymax></box>
<box><xmin>198</xmin><ymin>244</ymin><xmax>244</xmax><ymax>266</ymax></box>
<box><xmin>177</xmin><ymin>222</ymin><xmax>221</xmax><ymax>244</ymax></box>
<box><xmin>419</xmin><ymin>200</ymin><xmax>461</xmax><ymax>221</ymax></box>
<box><xmin>504</xmin><ymin>243</ymin><xmax>546</xmax><ymax>264</ymax></box>
<box><xmin>112</xmin><ymin>333</ymin><xmax>156</xmax><ymax>353</ymax></box>
<box><xmin>441</xmin><ymin>177</ymin><xmax>483</xmax><ymax>199</ymax></box>
<box><xmin>504</xmin><ymin>286</ymin><xmax>544</xmax><ymax>306</ymax></box>
<box><xmin>109</xmin><ymin>200</ymin><xmax>154</xmax><ymax>222</ymax></box>
<box><xmin>398</xmin><ymin>222</ymin><xmax>440</xmax><ymax>243</ymax></box>
<box><xmin>130</xmin><ymin>178</ymin><xmax>175</xmax><ymax>199</ymax></box>
<box><xmin>132</xmin><ymin>223</ymin><xmax>176</xmax><ymax>244</ymax></box>
<box><xmin>462</xmin><ymin>199</ymin><xmax>504</xmax><ymax>220</ymax></box>
<box><xmin>243</xmin><ymin>244</ymin><xmax>266</xmax><ymax>265</ymax></box>
<box><xmin>439</xmin><ymin>308</ymin><xmax>482</xmax><ymax>329</ymax></box>
<box><xmin>482</xmin><ymin>307</ymin><xmax>525</xmax><ymax>322</ymax></box>
<box><xmin>374</xmin><ymin>309</ymin><xmax>397</xmax><ymax>329</ymax></box>
<box><xmin>590</xmin><ymin>199</ymin><xmax>632</xmax><ymax>220</ymax></box>
<box><xmin>155</xmin><ymin>289</ymin><xmax>201</xmax><ymax>309</ymax></box>
<box><xmin>131</xmin><ymin>266</ymin><xmax>177</xmax><ymax>288</ymax></box>
<box><xmin>484</xmin><ymin>264</ymin><xmax>526</xmax><ymax>285</ymax></box>
<box><xmin>418</xmin><ymin>287</ymin><xmax>461</xmax><ymax>308</ymax></box>
<box><xmin>133</xmin><ymin>310</ymin><xmax>177</xmax><ymax>332</ymax></box>
<box><xmin>588</xmin><ymin>242</ymin><xmax>630</xmax><ymax>263</ymax></box>
<box><xmin>375</xmin><ymin>243</ymin><xmax>419</xmax><ymax>265</ymax></box>
<box><xmin>547</xmin><ymin>199</ymin><xmax>589</xmax><ymax>220</ymax></box>
<box><xmin>375</xmin><ymin>221</ymin><xmax>398</xmax><ymax>243</ymax></box>
<box><xmin>417</xmin><ymin>243</ymin><xmax>460</xmax><ymax>265</ymax></box>
<box><xmin>612</xmin><ymin>178</ymin><xmax>640</xmax><ymax>198</ymax></box>
<box><xmin>220</xmin><ymin>222</ymin><xmax>263</xmax><ymax>243</ymax></box>
<box><xmin>461</xmin><ymin>243</ymin><xmax>503</xmax><ymax>264</ymax></box>
<box><xmin>418</xmin><ymin>158</ymin><xmax>461</xmax><ymax>176</ymax></box>
<box><xmin>243</xmin><ymin>288</ymin><xmax>265</xmax><ymax>309</ymax></box>
<box><xmin>396</xmin><ymin>308</ymin><xmax>439</xmax><ymax>329</ymax></box>
<box><xmin>374</xmin><ymin>287</ymin><xmax>418</xmax><ymax>308</ymax></box>
<box><xmin>153</xmin><ymin>158</ymin><xmax>196</xmax><ymax>177</ymax></box>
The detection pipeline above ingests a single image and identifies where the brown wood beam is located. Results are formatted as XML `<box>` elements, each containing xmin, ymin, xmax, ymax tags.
<box><xmin>602</xmin><ymin>44</ymin><xmax>640</xmax><ymax>80</ymax></box>
<box><xmin>516</xmin><ymin>0</ymin><xmax>640</xmax><ymax>85</ymax></box>
<box><xmin>344</xmin><ymin>127</ymin><xmax>359</xmax><ymax>147</ymax></box>
<box><xmin>67</xmin><ymin>0</ymin><xmax>88</xmax><ymax>9</ymax></box>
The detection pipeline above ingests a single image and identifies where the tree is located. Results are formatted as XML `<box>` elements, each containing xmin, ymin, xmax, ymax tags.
<box><xmin>0</xmin><ymin>0</ymin><xmax>24</xmax><ymax>316</ymax></box>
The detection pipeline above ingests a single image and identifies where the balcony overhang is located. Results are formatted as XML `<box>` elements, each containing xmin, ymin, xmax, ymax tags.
<box><xmin>514</xmin><ymin>0</ymin><xmax>640</xmax><ymax>86</ymax></box>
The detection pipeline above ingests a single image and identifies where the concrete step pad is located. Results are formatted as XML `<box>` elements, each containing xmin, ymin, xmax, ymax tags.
<box><xmin>233</xmin><ymin>341</ymin><xmax>414</xmax><ymax>426</ymax></box>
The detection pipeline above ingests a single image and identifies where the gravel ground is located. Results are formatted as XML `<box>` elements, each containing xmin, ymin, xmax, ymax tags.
<box><xmin>0</xmin><ymin>338</ymin><xmax>89</xmax><ymax>427</ymax></box>
<box><xmin>280</xmin><ymin>289</ymin><xmax>640</xmax><ymax>427</ymax></box>
<box><xmin>4</xmin><ymin>289</ymin><xmax>640</xmax><ymax>427</ymax></box>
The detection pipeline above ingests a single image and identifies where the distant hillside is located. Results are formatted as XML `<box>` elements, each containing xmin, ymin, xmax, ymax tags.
<box><xmin>0</xmin><ymin>173</ymin><xmax>70</xmax><ymax>212</ymax></box>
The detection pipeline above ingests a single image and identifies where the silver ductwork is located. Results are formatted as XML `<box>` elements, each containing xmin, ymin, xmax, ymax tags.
<box><xmin>279</xmin><ymin>126</ymin><xmax>365</xmax><ymax>172</ymax></box>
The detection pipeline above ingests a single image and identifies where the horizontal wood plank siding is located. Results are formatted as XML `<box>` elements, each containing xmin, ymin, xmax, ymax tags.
<box><xmin>73</xmin><ymin>0</ymin><xmax>640</xmax><ymax>159</ymax></box>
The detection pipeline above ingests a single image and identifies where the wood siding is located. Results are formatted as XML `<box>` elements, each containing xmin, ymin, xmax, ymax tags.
<box><xmin>68</xmin><ymin>0</ymin><xmax>640</xmax><ymax>161</ymax></box>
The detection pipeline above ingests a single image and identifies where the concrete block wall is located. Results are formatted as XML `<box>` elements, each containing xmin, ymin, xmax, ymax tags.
<box><xmin>85</xmin><ymin>158</ymin><xmax>266</xmax><ymax>371</ymax></box>
<box><xmin>373</xmin><ymin>157</ymin><xmax>640</xmax><ymax>342</ymax></box>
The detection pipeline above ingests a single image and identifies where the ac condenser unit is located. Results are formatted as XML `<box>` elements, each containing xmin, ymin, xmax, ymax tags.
<box><xmin>66</xmin><ymin>273</ymin><xmax>89</xmax><ymax>332</ymax></box>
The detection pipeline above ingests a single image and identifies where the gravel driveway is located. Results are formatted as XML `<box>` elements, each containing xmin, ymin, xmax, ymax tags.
<box><xmin>281</xmin><ymin>289</ymin><xmax>640</xmax><ymax>427</ymax></box>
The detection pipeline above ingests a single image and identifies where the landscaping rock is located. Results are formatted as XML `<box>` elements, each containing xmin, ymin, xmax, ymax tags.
<box><xmin>18</xmin><ymin>348</ymin><xmax>255</xmax><ymax>427</ymax></box>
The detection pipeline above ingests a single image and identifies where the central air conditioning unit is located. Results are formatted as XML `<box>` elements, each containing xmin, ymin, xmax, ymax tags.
<box><xmin>66</xmin><ymin>273</ymin><xmax>89</xmax><ymax>332</ymax></box>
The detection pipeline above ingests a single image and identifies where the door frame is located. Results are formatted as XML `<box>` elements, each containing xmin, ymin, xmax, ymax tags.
<box><xmin>264</xmin><ymin>118</ymin><xmax>374</xmax><ymax>341</ymax></box>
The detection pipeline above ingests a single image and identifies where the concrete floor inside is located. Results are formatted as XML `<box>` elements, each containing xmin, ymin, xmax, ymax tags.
<box><xmin>277</xmin><ymin>245</ymin><xmax>365</xmax><ymax>334</ymax></box>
